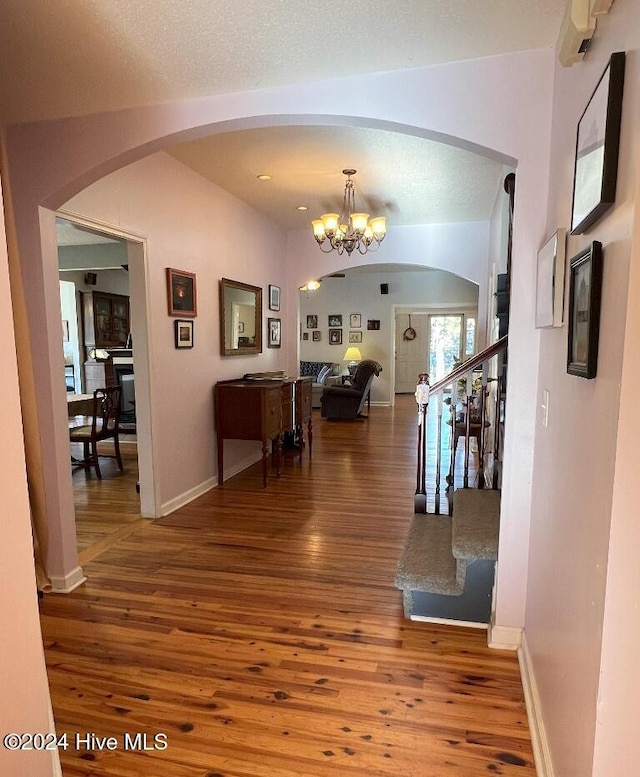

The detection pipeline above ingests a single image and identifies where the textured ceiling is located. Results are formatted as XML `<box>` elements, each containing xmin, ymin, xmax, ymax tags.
<box><xmin>0</xmin><ymin>0</ymin><xmax>565</xmax><ymax>125</ymax></box>
<box><xmin>169</xmin><ymin>125</ymin><xmax>506</xmax><ymax>228</ymax></box>
<box><xmin>8</xmin><ymin>2</ymin><xmax>566</xmax><ymax>233</ymax></box>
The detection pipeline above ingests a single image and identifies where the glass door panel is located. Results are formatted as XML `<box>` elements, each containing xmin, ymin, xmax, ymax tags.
<box><xmin>428</xmin><ymin>315</ymin><xmax>464</xmax><ymax>382</ymax></box>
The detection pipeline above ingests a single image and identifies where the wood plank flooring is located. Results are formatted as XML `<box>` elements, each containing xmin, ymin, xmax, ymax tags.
<box><xmin>41</xmin><ymin>397</ymin><xmax>534</xmax><ymax>777</ymax></box>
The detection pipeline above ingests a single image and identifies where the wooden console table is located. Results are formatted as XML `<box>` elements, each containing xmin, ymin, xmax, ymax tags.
<box><xmin>214</xmin><ymin>377</ymin><xmax>312</xmax><ymax>488</ymax></box>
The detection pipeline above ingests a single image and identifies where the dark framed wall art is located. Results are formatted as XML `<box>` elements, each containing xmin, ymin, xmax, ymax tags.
<box><xmin>570</xmin><ymin>51</ymin><xmax>626</xmax><ymax>235</ymax></box>
<box><xmin>567</xmin><ymin>241</ymin><xmax>603</xmax><ymax>379</ymax></box>
<box><xmin>167</xmin><ymin>268</ymin><xmax>197</xmax><ymax>316</ymax></box>
<box><xmin>174</xmin><ymin>319</ymin><xmax>194</xmax><ymax>349</ymax></box>
<box><xmin>268</xmin><ymin>317</ymin><xmax>281</xmax><ymax>348</ymax></box>
<box><xmin>268</xmin><ymin>284</ymin><xmax>281</xmax><ymax>311</ymax></box>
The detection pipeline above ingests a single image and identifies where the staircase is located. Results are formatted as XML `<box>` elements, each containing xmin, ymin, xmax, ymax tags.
<box><xmin>395</xmin><ymin>337</ymin><xmax>508</xmax><ymax>622</ymax></box>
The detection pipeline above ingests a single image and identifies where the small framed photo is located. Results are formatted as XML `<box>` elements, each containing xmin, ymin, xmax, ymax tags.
<box><xmin>567</xmin><ymin>241</ymin><xmax>603</xmax><ymax>379</ymax></box>
<box><xmin>535</xmin><ymin>229</ymin><xmax>566</xmax><ymax>328</ymax></box>
<box><xmin>571</xmin><ymin>52</ymin><xmax>625</xmax><ymax>235</ymax></box>
<box><xmin>269</xmin><ymin>284</ymin><xmax>281</xmax><ymax>311</ymax></box>
<box><xmin>167</xmin><ymin>268</ymin><xmax>197</xmax><ymax>317</ymax></box>
<box><xmin>302</xmin><ymin>332</ymin><xmax>309</xmax><ymax>341</ymax></box>
<box><xmin>312</xmin><ymin>331</ymin><xmax>321</xmax><ymax>342</ymax></box>
<box><xmin>367</xmin><ymin>319</ymin><xmax>381</xmax><ymax>330</ymax></box>
<box><xmin>307</xmin><ymin>314</ymin><xmax>318</xmax><ymax>329</ymax></box>
<box><xmin>349</xmin><ymin>313</ymin><xmax>361</xmax><ymax>328</ymax></box>
<box><xmin>268</xmin><ymin>317</ymin><xmax>281</xmax><ymax>348</ymax></box>
<box><xmin>328</xmin><ymin>314</ymin><xmax>342</xmax><ymax>327</ymax></box>
<box><xmin>237</xmin><ymin>321</ymin><xmax>245</xmax><ymax>333</ymax></box>
<box><xmin>174</xmin><ymin>319</ymin><xmax>194</xmax><ymax>349</ymax></box>
<box><xmin>349</xmin><ymin>331</ymin><xmax>362</xmax><ymax>343</ymax></box>
<box><xmin>329</xmin><ymin>328</ymin><xmax>342</xmax><ymax>345</ymax></box>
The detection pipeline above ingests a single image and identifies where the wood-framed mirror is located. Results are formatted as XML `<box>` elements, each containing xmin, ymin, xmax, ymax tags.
<box><xmin>219</xmin><ymin>278</ymin><xmax>262</xmax><ymax>356</ymax></box>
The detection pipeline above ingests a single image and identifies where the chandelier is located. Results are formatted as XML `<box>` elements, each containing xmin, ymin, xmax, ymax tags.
<box><xmin>312</xmin><ymin>169</ymin><xmax>387</xmax><ymax>255</ymax></box>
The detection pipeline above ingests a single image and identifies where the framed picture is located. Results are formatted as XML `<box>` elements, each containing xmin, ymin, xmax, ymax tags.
<box><xmin>302</xmin><ymin>332</ymin><xmax>309</xmax><ymax>341</ymax></box>
<box><xmin>535</xmin><ymin>228</ymin><xmax>566</xmax><ymax>328</ymax></box>
<box><xmin>571</xmin><ymin>51</ymin><xmax>625</xmax><ymax>235</ymax></box>
<box><xmin>269</xmin><ymin>284</ymin><xmax>281</xmax><ymax>311</ymax></box>
<box><xmin>349</xmin><ymin>331</ymin><xmax>362</xmax><ymax>343</ymax></box>
<box><xmin>268</xmin><ymin>317</ymin><xmax>281</xmax><ymax>348</ymax></box>
<box><xmin>329</xmin><ymin>328</ymin><xmax>342</xmax><ymax>345</ymax></box>
<box><xmin>567</xmin><ymin>241</ymin><xmax>603</xmax><ymax>379</ymax></box>
<box><xmin>306</xmin><ymin>314</ymin><xmax>318</xmax><ymax>329</ymax></box>
<box><xmin>367</xmin><ymin>319</ymin><xmax>381</xmax><ymax>330</ymax></box>
<box><xmin>312</xmin><ymin>331</ymin><xmax>321</xmax><ymax>342</ymax></box>
<box><xmin>167</xmin><ymin>268</ymin><xmax>197</xmax><ymax>317</ymax></box>
<box><xmin>174</xmin><ymin>319</ymin><xmax>194</xmax><ymax>349</ymax></box>
<box><xmin>328</xmin><ymin>314</ymin><xmax>342</xmax><ymax>327</ymax></box>
<box><xmin>349</xmin><ymin>313</ymin><xmax>361</xmax><ymax>328</ymax></box>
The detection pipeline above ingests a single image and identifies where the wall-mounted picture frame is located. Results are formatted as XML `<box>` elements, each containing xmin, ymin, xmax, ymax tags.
<box><xmin>302</xmin><ymin>332</ymin><xmax>309</xmax><ymax>341</ymax></box>
<box><xmin>268</xmin><ymin>284</ymin><xmax>281</xmax><ymax>311</ymax></box>
<box><xmin>328</xmin><ymin>314</ymin><xmax>342</xmax><ymax>327</ymax></box>
<box><xmin>268</xmin><ymin>317</ymin><xmax>281</xmax><ymax>348</ymax></box>
<box><xmin>312</xmin><ymin>331</ymin><xmax>321</xmax><ymax>342</ymax></box>
<box><xmin>567</xmin><ymin>241</ymin><xmax>603</xmax><ymax>379</ymax></box>
<box><xmin>535</xmin><ymin>228</ymin><xmax>566</xmax><ymax>328</ymax></box>
<box><xmin>167</xmin><ymin>268</ymin><xmax>197</xmax><ymax>317</ymax></box>
<box><xmin>174</xmin><ymin>319</ymin><xmax>194</xmax><ymax>349</ymax></box>
<box><xmin>348</xmin><ymin>331</ymin><xmax>363</xmax><ymax>343</ymax></box>
<box><xmin>329</xmin><ymin>328</ymin><xmax>342</xmax><ymax>345</ymax></box>
<box><xmin>307</xmin><ymin>314</ymin><xmax>318</xmax><ymax>329</ymax></box>
<box><xmin>571</xmin><ymin>51</ymin><xmax>625</xmax><ymax>235</ymax></box>
<box><xmin>367</xmin><ymin>319</ymin><xmax>381</xmax><ymax>330</ymax></box>
<box><xmin>349</xmin><ymin>313</ymin><xmax>361</xmax><ymax>328</ymax></box>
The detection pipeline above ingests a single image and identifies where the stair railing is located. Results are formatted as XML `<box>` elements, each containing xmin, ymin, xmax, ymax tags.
<box><xmin>414</xmin><ymin>336</ymin><xmax>508</xmax><ymax>515</ymax></box>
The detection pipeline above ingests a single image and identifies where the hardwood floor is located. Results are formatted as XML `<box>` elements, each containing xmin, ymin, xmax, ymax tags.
<box><xmin>42</xmin><ymin>397</ymin><xmax>534</xmax><ymax>777</ymax></box>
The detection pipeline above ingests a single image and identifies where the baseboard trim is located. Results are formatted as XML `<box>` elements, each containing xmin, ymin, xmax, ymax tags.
<box><xmin>411</xmin><ymin>615</ymin><xmax>488</xmax><ymax>630</ymax></box>
<box><xmin>50</xmin><ymin>566</ymin><xmax>87</xmax><ymax>593</ymax></box>
<box><xmin>160</xmin><ymin>453</ymin><xmax>261</xmax><ymax>516</ymax></box>
<box><xmin>519</xmin><ymin>632</ymin><xmax>554</xmax><ymax>777</ymax></box>
<box><xmin>161</xmin><ymin>476</ymin><xmax>216</xmax><ymax>516</ymax></box>
<box><xmin>488</xmin><ymin>623</ymin><xmax>522</xmax><ymax>650</ymax></box>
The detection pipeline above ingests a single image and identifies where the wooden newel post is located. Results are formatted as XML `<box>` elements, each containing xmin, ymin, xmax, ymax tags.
<box><xmin>414</xmin><ymin>373</ymin><xmax>430</xmax><ymax>513</ymax></box>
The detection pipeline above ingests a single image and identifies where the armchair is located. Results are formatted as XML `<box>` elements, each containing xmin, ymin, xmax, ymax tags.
<box><xmin>320</xmin><ymin>360</ymin><xmax>382</xmax><ymax>419</ymax></box>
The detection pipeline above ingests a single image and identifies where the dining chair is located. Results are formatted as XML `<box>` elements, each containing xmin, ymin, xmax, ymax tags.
<box><xmin>69</xmin><ymin>386</ymin><xmax>123</xmax><ymax>478</ymax></box>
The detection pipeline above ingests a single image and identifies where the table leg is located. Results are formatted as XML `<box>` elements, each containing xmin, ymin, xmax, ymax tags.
<box><xmin>261</xmin><ymin>440</ymin><xmax>269</xmax><ymax>488</ymax></box>
<box><xmin>217</xmin><ymin>435</ymin><xmax>224</xmax><ymax>486</ymax></box>
<box><xmin>307</xmin><ymin>417</ymin><xmax>313</xmax><ymax>459</ymax></box>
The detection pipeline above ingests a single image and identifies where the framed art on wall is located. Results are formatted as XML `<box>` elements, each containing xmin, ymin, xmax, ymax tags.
<box><xmin>268</xmin><ymin>317</ymin><xmax>281</xmax><ymax>348</ymax></box>
<box><xmin>306</xmin><ymin>314</ymin><xmax>318</xmax><ymax>329</ymax></box>
<box><xmin>570</xmin><ymin>51</ymin><xmax>625</xmax><ymax>235</ymax></box>
<box><xmin>167</xmin><ymin>268</ymin><xmax>197</xmax><ymax>316</ymax></box>
<box><xmin>567</xmin><ymin>241</ymin><xmax>603</xmax><ymax>379</ymax></box>
<box><xmin>312</xmin><ymin>331</ymin><xmax>321</xmax><ymax>342</ymax></box>
<box><xmin>349</xmin><ymin>331</ymin><xmax>362</xmax><ymax>343</ymax></box>
<box><xmin>268</xmin><ymin>284</ymin><xmax>281</xmax><ymax>311</ymax></box>
<box><xmin>174</xmin><ymin>319</ymin><xmax>194</xmax><ymax>348</ymax></box>
<box><xmin>328</xmin><ymin>314</ymin><xmax>342</xmax><ymax>327</ymax></box>
<box><xmin>349</xmin><ymin>313</ymin><xmax>361</xmax><ymax>328</ymax></box>
<box><xmin>535</xmin><ymin>228</ymin><xmax>566</xmax><ymax>328</ymax></box>
<box><xmin>329</xmin><ymin>328</ymin><xmax>342</xmax><ymax>345</ymax></box>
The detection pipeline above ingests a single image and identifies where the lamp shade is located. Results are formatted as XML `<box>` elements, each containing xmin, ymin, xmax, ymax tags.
<box><xmin>343</xmin><ymin>346</ymin><xmax>362</xmax><ymax>363</ymax></box>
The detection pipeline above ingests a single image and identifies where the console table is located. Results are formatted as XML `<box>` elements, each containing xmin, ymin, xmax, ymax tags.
<box><xmin>214</xmin><ymin>377</ymin><xmax>312</xmax><ymax>488</ymax></box>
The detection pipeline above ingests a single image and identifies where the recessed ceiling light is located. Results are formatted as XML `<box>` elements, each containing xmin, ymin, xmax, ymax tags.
<box><xmin>257</xmin><ymin>174</ymin><xmax>272</xmax><ymax>181</ymax></box>
<box><xmin>296</xmin><ymin>205</ymin><xmax>308</xmax><ymax>211</ymax></box>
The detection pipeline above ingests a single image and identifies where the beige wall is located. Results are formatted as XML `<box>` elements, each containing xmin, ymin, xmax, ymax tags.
<box><xmin>527</xmin><ymin>9</ymin><xmax>640</xmax><ymax>776</ymax></box>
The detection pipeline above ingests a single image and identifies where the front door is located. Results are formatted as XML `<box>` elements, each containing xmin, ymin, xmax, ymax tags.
<box><xmin>395</xmin><ymin>312</ymin><xmax>428</xmax><ymax>393</ymax></box>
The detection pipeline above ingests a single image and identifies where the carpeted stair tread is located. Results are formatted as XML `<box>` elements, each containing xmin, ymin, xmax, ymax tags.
<box><xmin>452</xmin><ymin>488</ymin><xmax>500</xmax><ymax>561</ymax></box>
<box><xmin>396</xmin><ymin>515</ymin><xmax>466</xmax><ymax>596</ymax></box>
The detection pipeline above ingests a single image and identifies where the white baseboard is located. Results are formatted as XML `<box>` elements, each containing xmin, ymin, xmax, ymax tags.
<box><xmin>160</xmin><ymin>453</ymin><xmax>261</xmax><ymax>516</ymax></box>
<box><xmin>161</xmin><ymin>476</ymin><xmax>216</xmax><ymax>516</ymax></box>
<box><xmin>50</xmin><ymin>565</ymin><xmax>87</xmax><ymax>593</ymax></box>
<box><xmin>519</xmin><ymin>632</ymin><xmax>554</xmax><ymax>777</ymax></box>
<box><xmin>488</xmin><ymin>623</ymin><xmax>522</xmax><ymax>650</ymax></box>
<box><xmin>411</xmin><ymin>615</ymin><xmax>488</xmax><ymax>630</ymax></box>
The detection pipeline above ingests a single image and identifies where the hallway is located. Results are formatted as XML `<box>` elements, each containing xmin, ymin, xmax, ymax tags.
<box><xmin>40</xmin><ymin>397</ymin><xmax>534</xmax><ymax>776</ymax></box>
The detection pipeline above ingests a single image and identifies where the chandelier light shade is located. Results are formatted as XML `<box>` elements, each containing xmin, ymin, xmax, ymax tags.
<box><xmin>312</xmin><ymin>169</ymin><xmax>387</xmax><ymax>256</ymax></box>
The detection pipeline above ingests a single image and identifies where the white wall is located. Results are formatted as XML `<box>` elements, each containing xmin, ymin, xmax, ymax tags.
<box><xmin>527</xmin><ymin>9</ymin><xmax>640</xmax><ymax>777</ymax></box>
<box><xmin>64</xmin><ymin>152</ymin><xmax>289</xmax><ymax>509</ymax></box>
<box><xmin>0</xmin><ymin>178</ymin><xmax>59</xmax><ymax>776</ymax></box>
<box><xmin>299</xmin><ymin>268</ymin><xmax>478</xmax><ymax>403</ymax></box>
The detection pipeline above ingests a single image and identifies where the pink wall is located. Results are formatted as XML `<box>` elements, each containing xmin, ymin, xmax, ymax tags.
<box><xmin>527</xmin><ymin>7</ymin><xmax>640</xmax><ymax>776</ymax></box>
<box><xmin>4</xmin><ymin>50</ymin><xmax>556</xmax><ymax>620</ymax></box>
<box><xmin>0</xmin><ymin>179</ymin><xmax>58</xmax><ymax>776</ymax></box>
<box><xmin>64</xmin><ymin>152</ymin><xmax>289</xmax><ymax>507</ymax></box>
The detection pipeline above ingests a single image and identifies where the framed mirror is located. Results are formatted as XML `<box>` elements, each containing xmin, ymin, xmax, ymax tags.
<box><xmin>219</xmin><ymin>278</ymin><xmax>262</xmax><ymax>356</ymax></box>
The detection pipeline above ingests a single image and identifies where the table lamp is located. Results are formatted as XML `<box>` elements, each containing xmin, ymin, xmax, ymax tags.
<box><xmin>343</xmin><ymin>346</ymin><xmax>362</xmax><ymax>376</ymax></box>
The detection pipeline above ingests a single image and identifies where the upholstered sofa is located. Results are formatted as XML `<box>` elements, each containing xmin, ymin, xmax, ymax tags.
<box><xmin>299</xmin><ymin>360</ymin><xmax>341</xmax><ymax>407</ymax></box>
